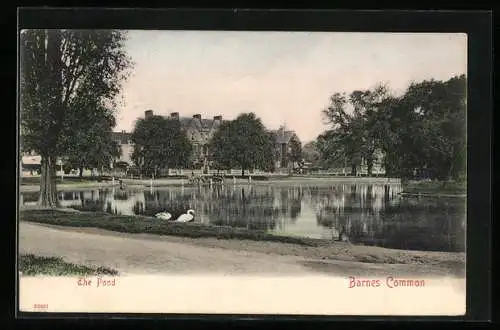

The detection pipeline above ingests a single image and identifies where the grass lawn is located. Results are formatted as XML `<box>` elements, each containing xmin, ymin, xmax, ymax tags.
<box><xmin>20</xmin><ymin>209</ymin><xmax>330</xmax><ymax>247</ymax></box>
<box><xmin>402</xmin><ymin>180</ymin><xmax>466</xmax><ymax>196</ymax></box>
<box><xmin>19</xmin><ymin>254</ymin><xmax>118</xmax><ymax>276</ymax></box>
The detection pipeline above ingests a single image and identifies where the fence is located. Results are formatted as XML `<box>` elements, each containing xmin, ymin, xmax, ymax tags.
<box><xmin>309</xmin><ymin>166</ymin><xmax>386</xmax><ymax>176</ymax></box>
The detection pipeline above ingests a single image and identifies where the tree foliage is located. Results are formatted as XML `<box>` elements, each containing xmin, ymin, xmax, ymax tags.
<box><xmin>131</xmin><ymin>115</ymin><xmax>193</xmax><ymax>176</ymax></box>
<box><xmin>319</xmin><ymin>75</ymin><xmax>466</xmax><ymax>180</ymax></box>
<box><xmin>209</xmin><ymin>113</ymin><xmax>275</xmax><ymax>176</ymax></box>
<box><xmin>322</xmin><ymin>84</ymin><xmax>389</xmax><ymax>175</ymax></box>
<box><xmin>302</xmin><ymin>141</ymin><xmax>321</xmax><ymax>167</ymax></box>
<box><xmin>315</xmin><ymin>130</ymin><xmax>347</xmax><ymax>169</ymax></box>
<box><xmin>265</xmin><ymin>131</ymin><xmax>279</xmax><ymax>172</ymax></box>
<box><xmin>20</xmin><ymin>29</ymin><xmax>133</xmax><ymax>206</ymax></box>
<box><xmin>63</xmin><ymin>107</ymin><xmax>121</xmax><ymax>177</ymax></box>
<box><xmin>288</xmin><ymin>134</ymin><xmax>303</xmax><ymax>169</ymax></box>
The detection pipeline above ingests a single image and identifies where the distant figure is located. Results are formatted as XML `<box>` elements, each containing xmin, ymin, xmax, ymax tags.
<box><xmin>119</xmin><ymin>180</ymin><xmax>125</xmax><ymax>190</ymax></box>
<box><xmin>155</xmin><ymin>211</ymin><xmax>172</xmax><ymax>220</ymax></box>
<box><xmin>174</xmin><ymin>209</ymin><xmax>195</xmax><ymax>223</ymax></box>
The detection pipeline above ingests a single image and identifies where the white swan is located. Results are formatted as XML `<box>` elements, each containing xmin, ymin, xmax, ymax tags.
<box><xmin>174</xmin><ymin>209</ymin><xmax>195</xmax><ymax>223</ymax></box>
<box><xmin>154</xmin><ymin>211</ymin><xmax>172</xmax><ymax>220</ymax></box>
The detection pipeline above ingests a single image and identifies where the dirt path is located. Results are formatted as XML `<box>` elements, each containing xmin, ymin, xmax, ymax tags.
<box><xmin>19</xmin><ymin>222</ymin><xmax>463</xmax><ymax>277</ymax></box>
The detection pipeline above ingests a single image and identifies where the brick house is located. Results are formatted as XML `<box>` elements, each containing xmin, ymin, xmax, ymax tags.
<box><xmin>111</xmin><ymin>110</ymin><xmax>301</xmax><ymax>173</ymax></box>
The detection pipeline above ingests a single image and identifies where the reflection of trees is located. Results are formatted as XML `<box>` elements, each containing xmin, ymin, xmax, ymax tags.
<box><xmin>140</xmin><ymin>189</ymin><xmax>193</xmax><ymax>219</ymax></box>
<box><xmin>102</xmin><ymin>189</ymin><xmax>145</xmax><ymax>216</ymax></box>
<box><xmin>290</xmin><ymin>198</ymin><xmax>301</xmax><ymax>220</ymax></box>
<box><xmin>310</xmin><ymin>184</ymin><xmax>465</xmax><ymax>252</ymax></box>
<box><xmin>132</xmin><ymin>201</ymin><xmax>145</xmax><ymax>215</ymax></box>
<box><xmin>126</xmin><ymin>185</ymin><xmax>305</xmax><ymax>231</ymax></box>
<box><xmin>25</xmin><ymin>182</ymin><xmax>464</xmax><ymax>252</ymax></box>
<box><xmin>208</xmin><ymin>186</ymin><xmax>280</xmax><ymax>230</ymax></box>
<box><xmin>288</xmin><ymin>186</ymin><xmax>303</xmax><ymax>221</ymax></box>
<box><xmin>114</xmin><ymin>191</ymin><xmax>129</xmax><ymax>201</ymax></box>
<box><xmin>367</xmin><ymin>199</ymin><xmax>466</xmax><ymax>252</ymax></box>
<box><xmin>274</xmin><ymin>186</ymin><xmax>303</xmax><ymax>223</ymax></box>
<box><xmin>68</xmin><ymin>190</ymin><xmax>105</xmax><ymax>212</ymax></box>
<box><xmin>64</xmin><ymin>189</ymin><xmax>145</xmax><ymax>215</ymax></box>
<box><xmin>378</xmin><ymin>200</ymin><xmax>465</xmax><ymax>252</ymax></box>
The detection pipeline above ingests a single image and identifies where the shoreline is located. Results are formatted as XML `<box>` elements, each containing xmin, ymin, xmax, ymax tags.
<box><xmin>398</xmin><ymin>192</ymin><xmax>466</xmax><ymax>198</ymax></box>
<box><xmin>400</xmin><ymin>180</ymin><xmax>466</xmax><ymax>198</ymax></box>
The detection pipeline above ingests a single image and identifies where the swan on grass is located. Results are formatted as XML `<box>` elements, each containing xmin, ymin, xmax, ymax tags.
<box><xmin>174</xmin><ymin>209</ymin><xmax>195</xmax><ymax>223</ymax></box>
<box><xmin>154</xmin><ymin>211</ymin><xmax>172</xmax><ymax>220</ymax></box>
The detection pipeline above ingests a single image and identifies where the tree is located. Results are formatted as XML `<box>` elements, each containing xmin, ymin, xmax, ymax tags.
<box><xmin>326</xmin><ymin>86</ymin><xmax>389</xmax><ymax>175</ymax></box>
<box><xmin>320</xmin><ymin>77</ymin><xmax>465</xmax><ymax>180</ymax></box>
<box><xmin>209</xmin><ymin>113</ymin><xmax>274</xmax><ymax>176</ymax></box>
<box><xmin>350</xmin><ymin>84</ymin><xmax>390</xmax><ymax>175</ymax></box>
<box><xmin>302</xmin><ymin>141</ymin><xmax>320</xmax><ymax>162</ymax></box>
<box><xmin>288</xmin><ymin>134</ymin><xmax>302</xmax><ymax>171</ymax></box>
<box><xmin>20</xmin><ymin>29</ymin><xmax>132</xmax><ymax>206</ymax></box>
<box><xmin>316</xmin><ymin>130</ymin><xmax>352</xmax><ymax>170</ymax></box>
<box><xmin>322</xmin><ymin>76</ymin><xmax>466</xmax><ymax>181</ymax></box>
<box><xmin>368</xmin><ymin>95</ymin><xmax>407</xmax><ymax>177</ymax></box>
<box><xmin>402</xmin><ymin>75</ymin><xmax>467</xmax><ymax>181</ymax></box>
<box><xmin>264</xmin><ymin>131</ymin><xmax>279</xmax><ymax>172</ymax></box>
<box><xmin>131</xmin><ymin>115</ymin><xmax>192</xmax><ymax>177</ymax></box>
<box><xmin>63</xmin><ymin>105</ymin><xmax>121</xmax><ymax>177</ymax></box>
<box><xmin>321</xmin><ymin>92</ymin><xmax>362</xmax><ymax>175</ymax></box>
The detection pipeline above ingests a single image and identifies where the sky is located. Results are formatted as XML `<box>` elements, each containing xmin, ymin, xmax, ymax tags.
<box><xmin>115</xmin><ymin>31</ymin><xmax>467</xmax><ymax>143</ymax></box>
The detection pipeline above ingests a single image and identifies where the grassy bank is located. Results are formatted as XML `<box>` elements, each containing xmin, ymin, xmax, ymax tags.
<box><xmin>20</xmin><ymin>176</ymin><xmax>114</xmax><ymax>185</ymax></box>
<box><xmin>19</xmin><ymin>254</ymin><xmax>118</xmax><ymax>276</ymax></box>
<box><xmin>401</xmin><ymin>180</ymin><xmax>466</xmax><ymax>196</ymax></box>
<box><xmin>20</xmin><ymin>209</ymin><xmax>329</xmax><ymax>247</ymax></box>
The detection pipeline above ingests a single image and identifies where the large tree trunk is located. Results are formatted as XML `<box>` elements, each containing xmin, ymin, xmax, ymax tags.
<box><xmin>79</xmin><ymin>166</ymin><xmax>84</xmax><ymax>178</ymax></box>
<box><xmin>38</xmin><ymin>155</ymin><xmax>58</xmax><ymax>207</ymax></box>
<box><xmin>37</xmin><ymin>30</ymin><xmax>62</xmax><ymax>208</ymax></box>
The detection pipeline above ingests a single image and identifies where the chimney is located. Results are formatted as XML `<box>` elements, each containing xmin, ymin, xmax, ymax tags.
<box><xmin>170</xmin><ymin>112</ymin><xmax>179</xmax><ymax>119</ymax></box>
<box><xmin>193</xmin><ymin>114</ymin><xmax>201</xmax><ymax>120</ymax></box>
<box><xmin>145</xmin><ymin>110</ymin><xmax>153</xmax><ymax>118</ymax></box>
<box><xmin>213</xmin><ymin>115</ymin><xmax>222</xmax><ymax>121</ymax></box>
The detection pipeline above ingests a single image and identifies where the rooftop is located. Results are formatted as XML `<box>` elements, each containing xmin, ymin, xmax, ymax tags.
<box><xmin>272</xmin><ymin>126</ymin><xmax>296</xmax><ymax>144</ymax></box>
<box><xmin>114</xmin><ymin>111</ymin><xmax>299</xmax><ymax>145</ymax></box>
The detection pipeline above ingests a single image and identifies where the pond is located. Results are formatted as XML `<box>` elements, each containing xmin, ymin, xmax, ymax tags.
<box><xmin>20</xmin><ymin>183</ymin><xmax>466</xmax><ymax>253</ymax></box>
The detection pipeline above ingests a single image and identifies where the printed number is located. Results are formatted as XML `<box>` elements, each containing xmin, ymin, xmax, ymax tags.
<box><xmin>33</xmin><ymin>304</ymin><xmax>48</xmax><ymax>309</ymax></box>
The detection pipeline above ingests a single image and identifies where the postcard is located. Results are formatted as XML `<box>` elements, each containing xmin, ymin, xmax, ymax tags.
<box><xmin>18</xmin><ymin>29</ymin><xmax>467</xmax><ymax>316</ymax></box>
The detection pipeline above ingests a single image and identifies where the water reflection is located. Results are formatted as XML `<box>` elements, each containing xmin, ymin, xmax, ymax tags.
<box><xmin>20</xmin><ymin>183</ymin><xmax>466</xmax><ymax>252</ymax></box>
